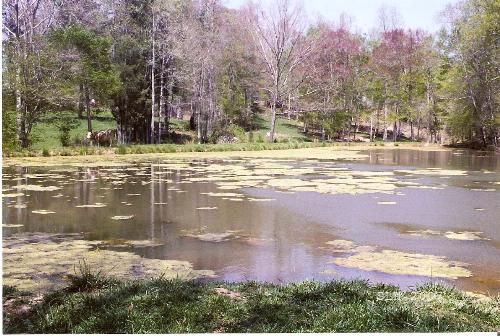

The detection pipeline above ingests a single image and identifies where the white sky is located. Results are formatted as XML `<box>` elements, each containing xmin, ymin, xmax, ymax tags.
<box><xmin>223</xmin><ymin>0</ymin><xmax>461</xmax><ymax>33</ymax></box>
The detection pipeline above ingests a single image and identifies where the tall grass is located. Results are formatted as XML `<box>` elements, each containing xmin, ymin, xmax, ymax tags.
<box><xmin>3</xmin><ymin>275</ymin><xmax>499</xmax><ymax>333</ymax></box>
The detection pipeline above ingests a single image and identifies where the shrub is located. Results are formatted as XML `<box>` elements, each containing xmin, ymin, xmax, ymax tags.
<box><xmin>55</xmin><ymin>111</ymin><xmax>79</xmax><ymax>147</ymax></box>
<box><xmin>42</xmin><ymin>148</ymin><xmax>50</xmax><ymax>157</ymax></box>
<box><xmin>210</xmin><ymin>124</ymin><xmax>246</xmax><ymax>144</ymax></box>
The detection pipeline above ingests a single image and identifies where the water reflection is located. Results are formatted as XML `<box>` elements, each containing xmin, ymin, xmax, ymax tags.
<box><xmin>2</xmin><ymin>148</ymin><xmax>499</xmax><ymax>294</ymax></box>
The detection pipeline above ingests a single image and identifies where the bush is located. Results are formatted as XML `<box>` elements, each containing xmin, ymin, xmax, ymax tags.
<box><xmin>2</xmin><ymin>101</ymin><xmax>18</xmax><ymax>151</ymax></box>
<box><xmin>210</xmin><ymin>124</ymin><xmax>246</xmax><ymax>144</ymax></box>
<box><xmin>42</xmin><ymin>148</ymin><xmax>50</xmax><ymax>157</ymax></box>
<box><xmin>256</xmin><ymin>133</ymin><xmax>264</xmax><ymax>143</ymax></box>
<box><xmin>55</xmin><ymin>111</ymin><xmax>79</xmax><ymax>147</ymax></box>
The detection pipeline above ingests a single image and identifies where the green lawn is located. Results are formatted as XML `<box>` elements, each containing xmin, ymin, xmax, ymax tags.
<box><xmin>254</xmin><ymin>114</ymin><xmax>309</xmax><ymax>142</ymax></box>
<box><xmin>3</xmin><ymin>276</ymin><xmax>499</xmax><ymax>333</ymax></box>
<box><xmin>25</xmin><ymin>111</ymin><xmax>308</xmax><ymax>152</ymax></box>
<box><xmin>31</xmin><ymin>111</ymin><xmax>116</xmax><ymax>150</ymax></box>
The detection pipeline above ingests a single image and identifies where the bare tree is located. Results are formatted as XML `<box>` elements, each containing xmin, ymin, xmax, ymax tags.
<box><xmin>245</xmin><ymin>0</ymin><xmax>313</xmax><ymax>142</ymax></box>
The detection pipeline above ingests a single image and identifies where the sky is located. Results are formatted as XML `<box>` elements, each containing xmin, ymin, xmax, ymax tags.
<box><xmin>223</xmin><ymin>0</ymin><xmax>461</xmax><ymax>33</ymax></box>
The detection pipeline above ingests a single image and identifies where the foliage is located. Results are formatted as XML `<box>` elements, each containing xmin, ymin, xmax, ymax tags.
<box><xmin>1</xmin><ymin>0</ymin><xmax>498</xmax><ymax>149</ymax></box>
<box><xmin>2</xmin><ymin>94</ymin><xmax>18</xmax><ymax>151</ymax></box>
<box><xmin>437</xmin><ymin>0</ymin><xmax>499</xmax><ymax>146</ymax></box>
<box><xmin>54</xmin><ymin>112</ymin><xmax>81</xmax><ymax>147</ymax></box>
<box><xmin>209</xmin><ymin>124</ymin><xmax>246</xmax><ymax>144</ymax></box>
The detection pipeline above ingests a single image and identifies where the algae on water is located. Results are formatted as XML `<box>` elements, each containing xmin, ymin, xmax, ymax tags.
<box><xmin>2</xmin><ymin>232</ymin><xmax>215</xmax><ymax>292</ymax></box>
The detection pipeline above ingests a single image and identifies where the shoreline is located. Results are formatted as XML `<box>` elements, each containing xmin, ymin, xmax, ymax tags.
<box><xmin>2</xmin><ymin>142</ymin><xmax>457</xmax><ymax>166</ymax></box>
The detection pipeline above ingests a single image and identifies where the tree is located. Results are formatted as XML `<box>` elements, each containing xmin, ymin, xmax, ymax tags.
<box><xmin>3</xmin><ymin>0</ymin><xmax>60</xmax><ymax>147</ymax></box>
<box><xmin>246</xmin><ymin>0</ymin><xmax>314</xmax><ymax>142</ymax></box>
<box><xmin>301</xmin><ymin>19</ymin><xmax>367</xmax><ymax>141</ymax></box>
<box><xmin>51</xmin><ymin>25</ymin><xmax>121</xmax><ymax>133</ymax></box>
<box><xmin>439</xmin><ymin>0</ymin><xmax>499</xmax><ymax>147</ymax></box>
<box><xmin>216</xmin><ymin>9</ymin><xmax>262</xmax><ymax>132</ymax></box>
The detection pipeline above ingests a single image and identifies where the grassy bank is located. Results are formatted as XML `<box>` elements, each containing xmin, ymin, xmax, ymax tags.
<box><xmin>4</xmin><ymin>141</ymin><xmax>332</xmax><ymax>158</ymax></box>
<box><xmin>3</xmin><ymin>275</ymin><xmax>499</xmax><ymax>333</ymax></box>
<box><xmin>3</xmin><ymin>139</ymin><xmax>431</xmax><ymax>158</ymax></box>
<box><xmin>23</xmin><ymin>112</ymin><xmax>309</xmax><ymax>152</ymax></box>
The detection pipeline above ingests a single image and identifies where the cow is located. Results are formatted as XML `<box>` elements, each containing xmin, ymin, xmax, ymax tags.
<box><xmin>86</xmin><ymin>129</ymin><xmax>117</xmax><ymax>146</ymax></box>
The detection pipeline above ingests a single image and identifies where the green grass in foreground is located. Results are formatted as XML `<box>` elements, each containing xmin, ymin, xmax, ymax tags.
<box><xmin>3</xmin><ymin>275</ymin><xmax>499</xmax><ymax>333</ymax></box>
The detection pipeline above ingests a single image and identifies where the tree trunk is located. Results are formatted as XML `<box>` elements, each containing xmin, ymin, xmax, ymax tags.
<box><xmin>15</xmin><ymin>75</ymin><xmax>24</xmax><ymax>147</ymax></box>
<box><xmin>85</xmin><ymin>86</ymin><xmax>92</xmax><ymax>133</ymax></box>
<box><xmin>288</xmin><ymin>93</ymin><xmax>291</xmax><ymax>120</ymax></box>
<box><xmin>78</xmin><ymin>83</ymin><xmax>85</xmax><ymax>118</ymax></box>
<box><xmin>383</xmin><ymin>103</ymin><xmax>388</xmax><ymax>141</ymax></box>
<box><xmin>159</xmin><ymin>53</ymin><xmax>165</xmax><ymax>144</ymax></box>
<box><xmin>369</xmin><ymin>112</ymin><xmax>374</xmax><ymax>142</ymax></box>
<box><xmin>269</xmin><ymin>82</ymin><xmax>279</xmax><ymax>142</ymax></box>
<box><xmin>150</xmin><ymin>13</ymin><xmax>156</xmax><ymax>144</ymax></box>
<box><xmin>270</xmin><ymin>102</ymin><xmax>277</xmax><ymax>142</ymax></box>
<box><xmin>393</xmin><ymin>121</ymin><xmax>397</xmax><ymax>142</ymax></box>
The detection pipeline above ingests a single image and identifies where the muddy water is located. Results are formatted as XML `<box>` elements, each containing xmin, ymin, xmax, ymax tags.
<box><xmin>2</xmin><ymin>148</ymin><xmax>500</xmax><ymax>294</ymax></box>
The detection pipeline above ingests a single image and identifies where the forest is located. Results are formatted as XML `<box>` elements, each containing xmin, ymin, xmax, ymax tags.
<box><xmin>2</xmin><ymin>0</ymin><xmax>499</xmax><ymax>151</ymax></box>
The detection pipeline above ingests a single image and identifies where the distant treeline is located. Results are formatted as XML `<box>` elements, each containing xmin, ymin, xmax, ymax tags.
<box><xmin>2</xmin><ymin>0</ymin><xmax>498</xmax><ymax>149</ymax></box>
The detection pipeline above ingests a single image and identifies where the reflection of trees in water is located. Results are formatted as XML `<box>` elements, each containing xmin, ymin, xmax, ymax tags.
<box><xmin>366</xmin><ymin>149</ymin><xmax>499</xmax><ymax>171</ymax></box>
<box><xmin>150</xmin><ymin>163</ymin><xmax>155</xmax><ymax>240</ymax></box>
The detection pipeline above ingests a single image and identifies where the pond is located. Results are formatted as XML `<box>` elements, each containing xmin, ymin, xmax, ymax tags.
<box><xmin>3</xmin><ymin>148</ymin><xmax>500</xmax><ymax>294</ymax></box>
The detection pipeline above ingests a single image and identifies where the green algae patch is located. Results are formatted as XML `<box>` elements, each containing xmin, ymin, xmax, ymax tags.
<box><xmin>325</xmin><ymin>240</ymin><xmax>357</xmax><ymax>252</ymax></box>
<box><xmin>95</xmin><ymin>239</ymin><xmax>165</xmax><ymax>248</ymax></box>
<box><xmin>2</xmin><ymin>193</ymin><xmax>24</xmax><ymax>198</ymax></box>
<box><xmin>394</xmin><ymin>168</ymin><xmax>468</xmax><ymax>176</ymax></box>
<box><xmin>182</xmin><ymin>231</ymin><xmax>243</xmax><ymax>243</ymax></box>
<box><xmin>2</xmin><ymin>224</ymin><xmax>24</xmax><ymax>228</ymax></box>
<box><xmin>2</xmin><ymin>233</ymin><xmax>215</xmax><ymax>293</ymax></box>
<box><xmin>31</xmin><ymin>210</ymin><xmax>56</xmax><ymax>215</ymax></box>
<box><xmin>331</xmin><ymin>249</ymin><xmax>472</xmax><ymax>279</ymax></box>
<box><xmin>12</xmin><ymin>203</ymin><xmax>28</xmax><ymax>209</ymax></box>
<box><xmin>15</xmin><ymin>185</ymin><xmax>61</xmax><ymax>192</ymax></box>
<box><xmin>75</xmin><ymin>203</ymin><xmax>107</xmax><ymax>208</ymax></box>
<box><xmin>110</xmin><ymin>215</ymin><xmax>135</xmax><ymax>220</ymax></box>
<box><xmin>247</xmin><ymin>198</ymin><xmax>275</xmax><ymax>202</ymax></box>
<box><xmin>443</xmin><ymin>231</ymin><xmax>490</xmax><ymax>241</ymax></box>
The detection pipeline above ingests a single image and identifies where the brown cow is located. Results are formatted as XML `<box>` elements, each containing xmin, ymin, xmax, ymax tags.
<box><xmin>86</xmin><ymin>129</ymin><xmax>117</xmax><ymax>146</ymax></box>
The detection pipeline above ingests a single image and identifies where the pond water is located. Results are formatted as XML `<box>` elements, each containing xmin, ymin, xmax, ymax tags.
<box><xmin>3</xmin><ymin>148</ymin><xmax>500</xmax><ymax>294</ymax></box>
